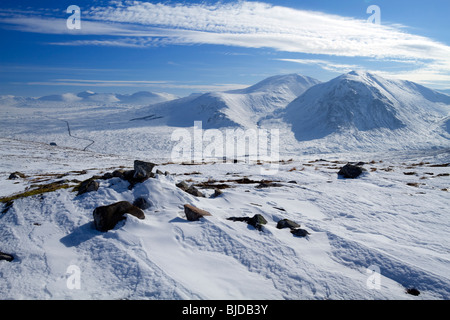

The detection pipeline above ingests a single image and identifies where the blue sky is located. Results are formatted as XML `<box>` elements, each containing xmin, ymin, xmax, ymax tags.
<box><xmin>1</xmin><ymin>0</ymin><xmax>449</xmax><ymax>97</ymax></box>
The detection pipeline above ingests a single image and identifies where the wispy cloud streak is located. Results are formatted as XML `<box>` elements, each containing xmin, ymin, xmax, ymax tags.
<box><xmin>1</xmin><ymin>1</ymin><xmax>449</xmax><ymax>87</ymax></box>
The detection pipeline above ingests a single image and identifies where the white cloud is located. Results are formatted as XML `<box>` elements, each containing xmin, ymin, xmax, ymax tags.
<box><xmin>1</xmin><ymin>1</ymin><xmax>450</xmax><ymax>88</ymax></box>
<box><xmin>276</xmin><ymin>58</ymin><xmax>363</xmax><ymax>74</ymax></box>
<box><xmin>25</xmin><ymin>78</ymin><xmax>249</xmax><ymax>92</ymax></box>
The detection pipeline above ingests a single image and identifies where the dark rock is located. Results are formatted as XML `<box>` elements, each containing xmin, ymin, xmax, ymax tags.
<box><xmin>133</xmin><ymin>197</ymin><xmax>153</xmax><ymax>210</ymax></box>
<box><xmin>8</xmin><ymin>172</ymin><xmax>26</xmax><ymax>180</ymax></box>
<box><xmin>276</xmin><ymin>219</ymin><xmax>300</xmax><ymax>229</ymax></box>
<box><xmin>93</xmin><ymin>201</ymin><xmax>145</xmax><ymax>232</ymax></box>
<box><xmin>0</xmin><ymin>251</ymin><xmax>14</xmax><ymax>262</ymax></box>
<box><xmin>133</xmin><ymin>160</ymin><xmax>156</xmax><ymax>182</ymax></box>
<box><xmin>406</xmin><ymin>288</ymin><xmax>420</xmax><ymax>296</ymax></box>
<box><xmin>255</xmin><ymin>182</ymin><xmax>282</xmax><ymax>188</ymax></box>
<box><xmin>1</xmin><ymin>200</ymin><xmax>14</xmax><ymax>215</ymax></box>
<box><xmin>227</xmin><ymin>214</ymin><xmax>267</xmax><ymax>231</ymax></box>
<box><xmin>290</xmin><ymin>228</ymin><xmax>310</xmax><ymax>237</ymax></box>
<box><xmin>112</xmin><ymin>169</ymin><xmax>125</xmax><ymax>179</ymax></box>
<box><xmin>176</xmin><ymin>181</ymin><xmax>189</xmax><ymax>191</ymax></box>
<box><xmin>186</xmin><ymin>185</ymin><xmax>205</xmax><ymax>197</ymax></box>
<box><xmin>338</xmin><ymin>163</ymin><xmax>366</xmax><ymax>179</ymax></box>
<box><xmin>176</xmin><ymin>181</ymin><xmax>205</xmax><ymax>197</ymax></box>
<box><xmin>77</xmin><ymin>179</ymin><xmax>99</xmax><ymax>196</ymax></box>
<box><xmin>102</xmin><ymin>172</ymin><xmax>114</xmax><ymax>180</ymax></box>
<box><xmin>248</xmin><ymin>214</ymin><xmax>267</xmax><ymax>230</ymax></box>
<box><xmin>211</xmin><ymin>188</ymin><xmax>223</xmax><ymax>198</ymax></box>
<box><xmin>184</xmin><ymin>204</ymin><xmax>212</xmax><ymax>221</ymax></box>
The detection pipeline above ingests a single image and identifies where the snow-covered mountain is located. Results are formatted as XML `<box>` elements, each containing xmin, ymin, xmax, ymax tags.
<box><xmin>276</xmin><ymin>71</ymin><xmax>450</xmax><ymax>149</ymax></box>
<box><xmin>133</xmin><ymin>74</ymin><xmax>321</xmax><ymax>128</ymax></box>
<box><xmin>36</xmin><ymin>90</ymin><xmax>178</xmax><ymax>105</ymax></box>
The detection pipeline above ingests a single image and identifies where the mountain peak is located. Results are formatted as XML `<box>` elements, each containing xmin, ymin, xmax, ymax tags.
<box><xmin>282</xmin><ymin>71</ymin><xmax>450</xmax><ymax>143</ymax></box>
<box><xmin>229</xmin><ymin>73</ymin><xmax>320</xmax><ymax>95</ymax></box>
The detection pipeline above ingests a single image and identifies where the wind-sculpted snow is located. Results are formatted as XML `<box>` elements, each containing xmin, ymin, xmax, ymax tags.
<box><xmin>0</xmin><ymin>138</ymin><xmax>449</xmax><ymax>299</ymax></box>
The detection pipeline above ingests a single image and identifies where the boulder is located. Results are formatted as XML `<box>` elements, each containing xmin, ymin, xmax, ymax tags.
<box><xmin>77</xmin><ymin>179</ymin><xmax>99</xmax><ymax>196</ymax></box>
<box><xmin>93</xmin><ymin>201</ymin><xmax>145</xmax><ymax>232</ymax></box>
<box><xmin>290</xmin><ymin>228</ymin><xmax>310</xmax><ymax>237</ymax></box>
<box><xmin>338</xmin><ymin>163</ymin><xmax>366</xmax><ymax>179</ymax></box>
<box><xmin>133</xmin><ymin>160</ymin><xmax>156</xmax><ymax>182</ymax></box>
<box><xmin>276</xmin><ymin>219</ymin><xmax>300</xmax><ymax>229</ymax></box>
<box><xmin>133</xmin><ymin>197</ymin><xmax>153</xmax><ymax>210</ymax></box>
<box><xmin>184</xmin><ymin>204</ymin><xmax>212</xmax><ymax>221</ymax></box>
<box><xmin>0</xmin><ymin>251</ymin><xmax>14</xmax><ymax>262</ymax></box>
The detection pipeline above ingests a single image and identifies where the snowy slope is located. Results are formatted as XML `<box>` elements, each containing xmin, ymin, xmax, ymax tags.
<box><xmin>277</xmin><ymin>71</ymin><xmax>450</xmax><ymax>149</ymax></box>
<box><xmin>1</xmin><ymin>137</ymin><xmax>449</xmax><ymax>300</ymax></box>
<box><xmin>130</xmin><ymin>74</ymin><xmax>320</xmax><ymax>128</ymax></box>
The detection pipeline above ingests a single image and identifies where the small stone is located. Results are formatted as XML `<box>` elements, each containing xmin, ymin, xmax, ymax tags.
<box><xmin>276</xmin><ymin>219</ymin><xmax>300</xmax><ymax>229</ymax></box>
<box><xmin>133</xmin><ymin>197</ymin><xmax>153</xmax><ymax>210</ymax></box>
<box><xmin>406</xmin><ymin>288</ymin><xmax>420</xmax><ymax>296</ymax></box>
<box><xmin>8</xmin><ymin>172</ymin><xmax>26</xmax><ymax>180</ymax></box>
<box><xmin>290</xmin><ymin>228</ymin><xmax>310</xmax><ymax>237</ymax></box>
<box><xmin>0</xmin><ymin>251</ymin><xmax>14</xmax><ymax>262</ymax></box>
<box><xmin>184</xmin><ymin>204</ymin><xmax>211</xmax><ymax>221</ymax></box>
<box><xmin>77</xmin><ymin>179</ymin><xmax>99</xmax><ymax>196</ymax></box>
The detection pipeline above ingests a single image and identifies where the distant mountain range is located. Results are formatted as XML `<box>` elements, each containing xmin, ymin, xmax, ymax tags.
<box><xmin>130</xmin><ymin>74</ymin><xmax>321</xmax><ymax>128</ymax></box>
<box><xmin>1</xmin><ymin>71</ymin><xmax>449</xmax><ymax>152</ymax></box>
<box><xmin>0</xmin><ymin>90</ymin><xmax>179</xmax><ymax>105</ymax></box>
<box><xmin>128</xmin><ymin>70</ymin><xmax>449</xmax><ymax>151</ymax></box>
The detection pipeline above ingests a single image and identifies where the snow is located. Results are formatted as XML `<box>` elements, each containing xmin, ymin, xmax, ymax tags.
<box><xmin>0</xmin><ymin>72</ymin><xmax>449</xmax><ymax>300</ymax></box>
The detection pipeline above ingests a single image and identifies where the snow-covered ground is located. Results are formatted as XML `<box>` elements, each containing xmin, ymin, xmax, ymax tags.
<box><xmin>0</xmin><ymin>73</ymin><xmax>449</xmax><ymax>300</ymax></box>
<box><xmin>0</xmin><ymin>136</ymin><xmax>449</xmax><ymax>300</ymax></box>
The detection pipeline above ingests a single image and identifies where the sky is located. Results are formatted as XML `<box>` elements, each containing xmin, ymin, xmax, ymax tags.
<box><xmin>0</xmin><ymin>0</ymin><xmax>450</xmax><ymax>97</ymax></box>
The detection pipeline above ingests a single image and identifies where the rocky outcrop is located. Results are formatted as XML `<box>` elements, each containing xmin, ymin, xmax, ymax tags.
<box><xmin>184</xmin><ymin>204</ymin><xmax>212</xmax><ymax>221</ymax></box>
<box><xmin>98</xmin><ymin>160</ymin><xmax>157</xmax><ymax>188</ymax></box>
<box><xmin>93</xmin><ymin>201</ymin><xmax>145</xmax><ymax>232</ymax></box>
